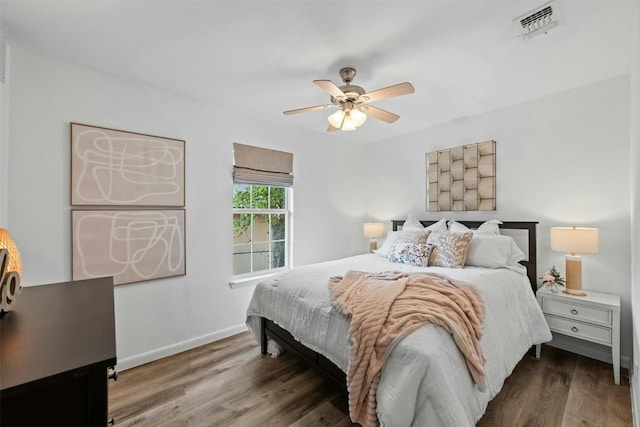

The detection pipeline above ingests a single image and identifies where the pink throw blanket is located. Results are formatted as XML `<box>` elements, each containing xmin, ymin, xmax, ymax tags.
<box><xmin>329</xmin><ymin>270</ymin><xmax>486</xmax><ymax>427</ymax></box>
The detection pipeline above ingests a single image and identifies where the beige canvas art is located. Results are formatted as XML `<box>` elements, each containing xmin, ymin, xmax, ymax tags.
<box><xmin>72</xmin><ymin>209</ymin><xmax>186</xmax><ymax>285</ymax></box>
<box><xmin>71</xmin><ymin>123</ymin><xmax>185</xmax><ymax>206</ymax></box>
<box><xmin>426</xmin><ymin>140</ymin><xmax>496</xmax><ymax>211</ymax></box>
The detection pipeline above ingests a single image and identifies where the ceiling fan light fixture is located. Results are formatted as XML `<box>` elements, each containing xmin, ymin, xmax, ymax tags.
<box><xmin>328</xmin><ymin>109</ymin><xmax>345</xmax><ymax>128</ymax></box>
<box><xmin>350</xmin><ymin>108</ymin><xmax>367</xmax><ymax>127</ymax></box>
<box><xmin>341</xmin><ymin>112</ymin><xmax>357</xmax><ymax>131</ymax></box>
<box><xmin>285</xmin><ymin>67</ymin><xmax>414</xmax><ymax>132</ymax></box>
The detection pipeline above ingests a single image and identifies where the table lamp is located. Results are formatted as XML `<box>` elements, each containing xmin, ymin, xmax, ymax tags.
<box><xmin>0</xmin><ymin>228</ymin><xmax>23</xmax><ymax>314</ymax></box>
<box><xmin>363</xmin><ymin>223</ymin><xmax>385</xmax><ymax>252</ymax></box>
<box><xmin>550</xmin><ymin>226</ymin><xmax>598</xmax><ymax>296</ymax></box>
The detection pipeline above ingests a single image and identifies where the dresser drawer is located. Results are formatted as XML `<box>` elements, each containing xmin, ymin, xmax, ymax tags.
<box><xmin>542</xmin><ymin>298</ymin><xmax>612</xmax><ymax>326</ymax></box>
<box><xmin>544</xmin><ymin>314</ymin><xmax>612</xmax><ymax>346</ymax></box>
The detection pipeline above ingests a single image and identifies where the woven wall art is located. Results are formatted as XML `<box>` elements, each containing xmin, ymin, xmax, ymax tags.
<box><xmin>426</xmin><ymin>140</ymin><xmax>496</xmax><ymax>211</ymax></box>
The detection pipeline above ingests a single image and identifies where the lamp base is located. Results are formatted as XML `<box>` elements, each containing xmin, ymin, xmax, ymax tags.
<box><xmin>370</xmin><ymin>239</ymin><xmax>377</xmax><ymax>253</ymax></box>
<box><xmin>565</xmin><ymin>255</ymin><xmax>584</xmax><ymax>294</ymax></box>
<box><xmin>562</xmin><ymin>289</ymin><xmax>588</xmax><ymax>297</ymax></box>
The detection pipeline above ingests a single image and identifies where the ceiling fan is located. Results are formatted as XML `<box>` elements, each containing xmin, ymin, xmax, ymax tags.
<box><xmin>283</xmin><ymin>67</ymin><xmax>415</xmax><ymax>132</ymax></box>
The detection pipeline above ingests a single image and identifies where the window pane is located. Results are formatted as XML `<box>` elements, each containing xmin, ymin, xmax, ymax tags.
<box><xmin>271</xmin><ymin>241</ymin><xmax>285</xmax><ymax>268</ymax></box>
<box><xmin>270</xmin><ymin>187</ymin><xmax>285</xmax><ymax>209</ymax></box>
<box><xmin>252</xmin><ymin>242</ymin><xmax>269</xmax><ymax>272</ymax></box>
<box><xmin>233</xmin><ymin>213</ymin><xmax>251</xmax><ymax>243</ymax></box>
<box><xmin>252</xmin><ymin>214</ymin><xmax>269</xmax><ymax>242</ymax></box>
<box><xmin>233</xmin><ymin>244</ymin><xmax>251</xmax><ymax>275</ymax></box>
<box><xmin>252</xmin><ymin>185</ymin><xmax>269</xmax><ymax>209</ymax></box>
<box><xmin>232</xmin><ymin>184</ymin><xmax>251</xmax><ymax>208</ymax></box>
<box><xmin>270</xmin><ymin>214</ymin><xmax>285</xmax><ymax>240</ymax></box>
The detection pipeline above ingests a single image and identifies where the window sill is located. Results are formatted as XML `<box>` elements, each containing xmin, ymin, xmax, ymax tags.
<box><xmin>229</xmin><ymin>270</ymin><xmax>286</xmax><ymax>289</ymax></box>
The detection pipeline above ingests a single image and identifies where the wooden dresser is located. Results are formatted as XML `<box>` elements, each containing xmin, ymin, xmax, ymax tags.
<box><xmin>1</xmin><ymin>277</ymin><xmax>117</xmax><ymax>426</ymax></box>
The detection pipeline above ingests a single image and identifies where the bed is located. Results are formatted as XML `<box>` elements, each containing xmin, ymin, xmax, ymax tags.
<box><xmin>246</xmin><ymin>220</ymin><xmax>552</xmax><ymax>426</ymax></box>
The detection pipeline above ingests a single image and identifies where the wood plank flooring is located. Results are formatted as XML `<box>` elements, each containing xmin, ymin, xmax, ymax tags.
<box><xmin>109</xmin><ymin>332</ymin><xmax>632</xmax><ymax>426</ymax></box>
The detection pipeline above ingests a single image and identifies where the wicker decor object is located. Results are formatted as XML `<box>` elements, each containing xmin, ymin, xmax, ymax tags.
<box><xmin>0</xmin><ymin>228</ymin><xmax>23</xmax><ymax>314</ymax></box>
<box><xmin>426</xmin><ymin>140</ymin><xmax>496</xmax><ymax>211</ymax></box>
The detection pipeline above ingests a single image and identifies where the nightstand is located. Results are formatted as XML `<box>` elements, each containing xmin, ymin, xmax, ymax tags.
<box><xmin>535</xmin><ymin>286</ymin><xmax>620</xmax><ymax>385</ymax></box>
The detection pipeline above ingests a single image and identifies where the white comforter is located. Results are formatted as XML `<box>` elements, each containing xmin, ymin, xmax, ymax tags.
<box><xmin>246</xmin><ymin>254</ymin><xmax>551</xmax><ymax>426</ymax></box>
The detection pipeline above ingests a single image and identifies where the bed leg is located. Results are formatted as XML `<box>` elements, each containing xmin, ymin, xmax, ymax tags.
<box><xmin>260</xmin><ymin>317</ymin><xmax>268</xmax><ymax>355</ymax></box>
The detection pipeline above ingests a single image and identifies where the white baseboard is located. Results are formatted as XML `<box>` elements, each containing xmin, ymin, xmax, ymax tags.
<box><xmin>632</xmin><ymin>369</ymin><xmax>640</xmax><ymax>427</ymax></box>
<box><xmin>116</xmin><ymin>323</ymin><xmax>249</xmax><ymax>371</ymax></box>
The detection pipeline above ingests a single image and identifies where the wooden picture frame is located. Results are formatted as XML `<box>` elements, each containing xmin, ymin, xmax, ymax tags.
<box><xmin>72</xmin><ymin>209</ymin><xmax>186</xmax><ymax>285</ymax></box>
<box><xmin>71</xmin><ymin>123</ymin><xmax>185</xmax><ymax>206</ymax></box>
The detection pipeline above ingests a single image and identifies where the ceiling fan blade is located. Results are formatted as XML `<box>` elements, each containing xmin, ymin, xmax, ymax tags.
<box><xmin>327</xmin><ymin>124</ymin><xmax>339</xmax><ymax>132</ymax></box>
<box><xmin>360</xmin><ymin>105</ymin><xmax>400</xmax><ymax>123</ymax></box>
<box><xmin>314</xmin><ymin>80</ymin><xmax>346</xmax><ymax>99</ymax></box>
<box><xmin>283</xmin><ymin>104</ymin><xmax>333</xmax><ymax>115</ymax></box>
<box><xmin>361</xmin><ymin>82</ymin><xmax>415</xmax><ymax>103</ymax></box>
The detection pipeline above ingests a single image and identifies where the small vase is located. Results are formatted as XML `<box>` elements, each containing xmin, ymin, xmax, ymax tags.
<box><xmin>547</xmin><ymin>282</ymin><xmax>560</xmax><ymax>293</ymax></box>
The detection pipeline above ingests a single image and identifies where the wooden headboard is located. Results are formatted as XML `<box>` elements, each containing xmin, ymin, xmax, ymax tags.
<box><xmin>392</xmin><ymin>220</ymin><xmax>538</xmax><ymax>294</ymax></box>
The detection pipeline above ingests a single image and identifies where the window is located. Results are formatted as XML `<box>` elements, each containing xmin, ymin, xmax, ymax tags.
<box><xmin>232</xmin><ymin>143</ymin><xmax>293</xmax><ymax>279</ymax></box>
<box><xmin>232</xmin><ymin>184</ymin><xmax>290</xmax><ymax>276</ymax></box>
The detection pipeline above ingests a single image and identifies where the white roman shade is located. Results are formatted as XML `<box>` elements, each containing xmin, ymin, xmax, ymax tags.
<box><xmin>233</xmin><ymin>143</ymin><xmax>293</xmax><ymax>187</ymax></box>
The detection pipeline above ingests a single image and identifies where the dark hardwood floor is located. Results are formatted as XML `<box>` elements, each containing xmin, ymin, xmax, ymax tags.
<box><xmin>109</xmin><ymin>332</ymin><xmax>632</xmax><ymax>426</ymax></box>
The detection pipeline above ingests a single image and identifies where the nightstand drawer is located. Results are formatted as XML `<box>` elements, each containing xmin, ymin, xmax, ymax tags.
<box><xmin>545</xmin><ymin>314</ymin><xmax>612</xmax><ymax>345</ymax></box>
<box><xmin>542</xmin><ymin>298</ymin><xmax>612</xmax><ymax>326</ymax></box>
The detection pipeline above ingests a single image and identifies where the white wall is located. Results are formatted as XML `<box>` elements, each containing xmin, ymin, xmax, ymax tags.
<box><xmin>630</xmin><ymin>1</ymin><xmax>640</xmax><ymax>423</ymax></box>
<box><xmin>368</xmin><ymin>75</ymin><xmax>633</xmax><ymax>366</ymax></box>
<box><xmin>6</xmin><ymin>47</ymin><xmax>369</xmax><ymax>369</ymax></box>
<box><xmin>6</xmin><ymin>45</ymin><xmax>635</xmax><ymax>374</ymax></box>
<box><xmin>0</xmin><ymin>23</ymin><xmax>7</xmax><ymax>227</ymax></box>
<box><xmin>0</xmin><ymin>56</ymin><xmax>7</xmax><ymax>227</ymax></box>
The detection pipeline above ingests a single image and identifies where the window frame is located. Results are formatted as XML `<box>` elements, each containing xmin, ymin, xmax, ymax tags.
<box><xmin>232</xmin><ymin>184</ymin><xmax>292</xmax><ymax>280</ymax></box>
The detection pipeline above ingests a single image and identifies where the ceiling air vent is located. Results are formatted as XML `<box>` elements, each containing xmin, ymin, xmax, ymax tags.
<box><xmin>514</xmin><ymin>0</ymin><xmax>563</xmax><ymax>39</ymax></box>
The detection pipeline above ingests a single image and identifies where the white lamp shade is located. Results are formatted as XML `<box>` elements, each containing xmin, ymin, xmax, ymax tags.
<box><xmin>341</xmin><ymin>112</ymin><xmax>356</xmax><ymax>131</ymax></box>
<box><xmin>363</xmin><ymin>223</ymin><xmax>385</xmax><ymax>238</ymax></box>
<box><xmin>328</xmin><ymin>109</ymin><xmax>345</xmax><ymax>128</ymax></box>
<box><xmin>350</xmin><ymin>108</ymin><xmax>367</xmax><ymax>127</ymax></box>
<box><xmin>550</xmin><ymin>227</ymin><xmax>599</xmax><ymax>255</ymax></box>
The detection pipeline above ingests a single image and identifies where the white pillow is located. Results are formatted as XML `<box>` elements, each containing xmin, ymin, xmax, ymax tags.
<box><xmin>425</xmin><ymin>218</ymin><xmax>448</xmax><ymax>233</ymax></box>
<box><xmin>476</xmin><ymin>220</ymin><xmax>502</xmax><ymax>235</ymax></box>
<box><xmin>449</xmin><ymin>219</ymin><xmax>502</xmax><ymax>235</ymax></box>
<box><xmin>375</xmin><ymin>229</ymin><xmax>430</xmax><ymax>258</ymax></box>
<box><xmin>464</xmin><ymin>235</ymin><xmax>525</xmax><ymax>268</ymax></box>
<box><xmin>402</xmin><ymin>214</ymin><xmax>424</xmax><ymax>230</ymax></box>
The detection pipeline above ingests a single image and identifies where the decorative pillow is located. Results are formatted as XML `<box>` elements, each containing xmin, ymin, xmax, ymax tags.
<box><xmin>387</xmin><ymin>242</ymin><xmax>413</xmax><ymax>263</ymax></box>
<box><xmin>387</xmin><ymin>243</ymin><xmax>434</xmax><ymax>267</ymax></box>
<box><xmin>404</xmin><ymin>243</ymin><xmax>434</xmax><ymax>267</ymax></box>
<box><xmin>449</xmin><ymin>219</ymin><xmax>502</xmax><ymax>235</ymax></box>
<box><xmin>375</xmin><ymin>229</ymin><xmax>431</xmax><ymax>258</ymax></box>
<box><xmin>427</xmin><ymin>231</ymin><xmax>473</xmax><ymax>268</ymax></box>
<box><xmin>402</xmin><ymin>214</ymin><xmax>425</xmax><ymax>230</ymax></box>
<box><xmin>465</xmin><ymin>235</ymin><xmax>526</xmax><ymax>268</ymax></box>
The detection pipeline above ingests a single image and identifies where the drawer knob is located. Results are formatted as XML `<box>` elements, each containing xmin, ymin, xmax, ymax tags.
<box><xmin>108</xmin><ymin>366</ymin><xmax>118</xmax><ymax>381</ymax></box>
<box><xmin>570</xmin><ymin>309</ymin><xmax>578</xmax><ymax>315</ymax></box>
<box><xmin>571</xmin><ymin>326</ymin><xmax>579</xmax><ymax>333</ymax></box>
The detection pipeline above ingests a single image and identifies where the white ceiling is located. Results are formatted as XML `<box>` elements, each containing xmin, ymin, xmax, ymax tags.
<box><xmin>0</xmin><ymin>0</ymin><xmax>635</xmax><ymax>143</ymax></box>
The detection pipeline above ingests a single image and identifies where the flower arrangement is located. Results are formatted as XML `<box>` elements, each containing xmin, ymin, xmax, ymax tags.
<box><xmin>541</xmin><ymin>265</ymin><xmax>565</xmax><ymax>292</ymax></box>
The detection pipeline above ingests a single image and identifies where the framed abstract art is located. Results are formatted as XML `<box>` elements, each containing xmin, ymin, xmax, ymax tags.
<box><xmin>71</xmin><ymin>123</ymin><xmax>185</xmax><ymax>207</ymax></box>
<box><xmin>72</xmin><ymin>209</ymin><xmax>186</xmax><ymax>285</ymax></box>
